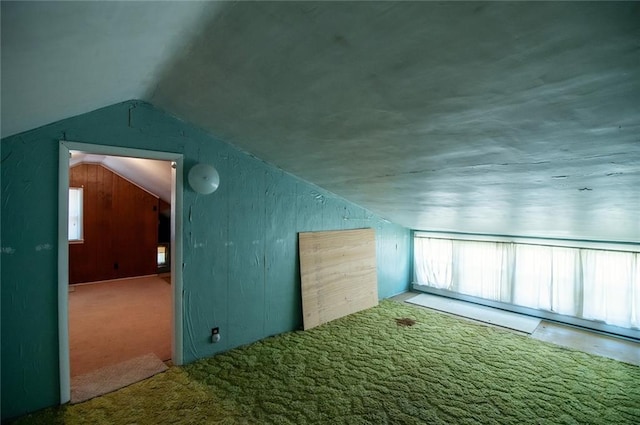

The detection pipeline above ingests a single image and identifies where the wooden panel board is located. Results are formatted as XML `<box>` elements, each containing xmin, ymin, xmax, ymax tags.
<box><xmin>299</xmin><ymin>228</ymin><xmax>378</xmax><ymax>330</ymax></box>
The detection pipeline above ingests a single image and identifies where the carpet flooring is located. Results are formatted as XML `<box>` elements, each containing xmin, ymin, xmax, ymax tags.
<box><xmin>11</xmin><ymin>300</ymin><xmax>640</xmax><ymax>424</ymax></box>
<box><xmin>69</xmin><ymin>276</ymin><xmax>171</xmax><ymax>377</ymax></box>
<box><xmin>70</xmin><ymin>353</ymin><xmax>168</xmax><ymax>404</ymax></box>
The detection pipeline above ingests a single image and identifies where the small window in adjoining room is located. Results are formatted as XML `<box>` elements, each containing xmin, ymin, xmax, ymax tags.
<box><xmin>68</xmin><ymin>187</ymin><xmax>83</xmax><ymax>242</ymax></box>
<box><xmin>157</xmin><ymin>245</ymin><xmax>167</xmax><ymax>266</ymax></box>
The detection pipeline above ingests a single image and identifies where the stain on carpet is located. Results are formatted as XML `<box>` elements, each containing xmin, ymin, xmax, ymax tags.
<box><xmin>395</xmin><ymin>317</ymin><xmax>416</xmax><ymax>326</ymax></box>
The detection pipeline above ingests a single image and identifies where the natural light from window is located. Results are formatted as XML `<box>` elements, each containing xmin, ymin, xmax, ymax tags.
<box><xmin>157</xmin><ymin>245</ymin><xmax>167</xmax><ymax>266</ymax></box>
<box><xmin>414</xmin><ymin>236</ymin><xmax>639</xmax><ymax>330</ymax></box>
<box><xmin>68</xmin><ymin>187</ymin><xmax>83</xmax><ymax>241</ymax></box>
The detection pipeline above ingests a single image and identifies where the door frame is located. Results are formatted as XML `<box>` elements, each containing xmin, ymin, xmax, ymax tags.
<box><xmin>58</xmin><ymin>141</ymin><xmax>184</xmax><ymax>404</ymax></box>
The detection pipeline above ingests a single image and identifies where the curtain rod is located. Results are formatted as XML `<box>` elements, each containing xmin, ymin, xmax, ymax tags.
<box><xmin>413</xmin><ymin>231</ymin><xmax>640</xmax><ymax>253</ymax></box>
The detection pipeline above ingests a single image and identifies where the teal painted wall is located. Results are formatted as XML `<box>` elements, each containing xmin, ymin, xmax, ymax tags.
<box><xmin>0</xmin><ymin>101</ymin><xmax>410</xmax><ymax>419</ymax></box>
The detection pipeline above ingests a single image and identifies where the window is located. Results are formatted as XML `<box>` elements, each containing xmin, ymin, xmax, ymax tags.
<box><xmin>68</xmin><ymin>187</ymin><xmax>83</xmax><ymax>241</ymax></box>
<box><xmin>414</xmin><ymin>235</ymin><xmax>640</xmax><ymax>330</ymax></box>
<box><xmin>157</xmin><ymin>245</ymin><xmax>168</xmax><ymax>266</ymax></box>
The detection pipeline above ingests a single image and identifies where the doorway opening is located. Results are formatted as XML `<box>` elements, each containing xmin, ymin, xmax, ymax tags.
<box><xmin>58</xmin><ymin>141</ymin><xmax>184</xmax><ymax>404</ymax></box>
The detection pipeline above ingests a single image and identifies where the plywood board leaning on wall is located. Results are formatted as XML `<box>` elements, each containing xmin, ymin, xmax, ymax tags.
<box><xmin>299</xmin><ymin>228</ymin><xmax>378</xmax><ymax>330</ymax></box>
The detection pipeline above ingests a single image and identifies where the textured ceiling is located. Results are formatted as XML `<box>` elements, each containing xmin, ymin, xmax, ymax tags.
<box><xmin>2</xmin><ymin>2</ymin><xmax>639</xmax><ymax>242</ymax></box>
<box><xmin>0</xmin><ymin>1</ymin><xmax>218</xmax><ymax>137</ymax></box>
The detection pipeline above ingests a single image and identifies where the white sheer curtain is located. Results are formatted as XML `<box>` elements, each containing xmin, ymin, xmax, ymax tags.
<box><xmin>581</xmin><ymin>249</ymin><xmax>638</xmax><ymax>329</ymax></box>
<box><xmin>511</xmin><ymin>245</ymin><xmax>582</xmax><ymax>317</ymax></box>
<box><xmin>414</xmin><ymin>237</ymin><xmax>640</xmax><ymax>330</ymax></box>
<box><xmin>414</xmin><ymin>238</ymin><xmax>452</xmax><ymax>289</ymax></box>
<box><xmin>453</xmin><ymin>240</ymin><xmax>513</xmax><ymax>301</ymax></box>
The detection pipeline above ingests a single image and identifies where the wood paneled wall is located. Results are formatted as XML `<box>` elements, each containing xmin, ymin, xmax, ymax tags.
<box><xmin>69</xmin><ymin>163</ymin><xmax>159</xmax><ymax>284</ymax></box>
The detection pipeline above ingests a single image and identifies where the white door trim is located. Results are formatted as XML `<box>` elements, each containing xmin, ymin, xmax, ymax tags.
<box><xmin>58</xmin><ymin>141</ymin><xmax>184</xmax><ymax>404</ymax></box>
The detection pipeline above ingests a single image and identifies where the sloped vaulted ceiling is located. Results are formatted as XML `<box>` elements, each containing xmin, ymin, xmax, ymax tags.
<box><xmin>70</xmin><ymin>153</ymin><xmax>173</xmax><ymax>204</ymax></box>
<box><xmin>2</xmin><ymin>1</ymin><xmax>639</xmax><ymax>242</ymax></box>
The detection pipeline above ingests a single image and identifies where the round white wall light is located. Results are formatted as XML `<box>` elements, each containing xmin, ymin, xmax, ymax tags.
<box><xmin>188</xmin><ymin>163</ymin><xmax>220</xmax><ymax>194</ymax></box>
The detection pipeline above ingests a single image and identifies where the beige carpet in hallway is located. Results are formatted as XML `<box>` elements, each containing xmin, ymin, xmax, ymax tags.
<box><xmin>69</xmin><ymin>276</ymin><xmax>171</xmax><ymax>378</ymax></box>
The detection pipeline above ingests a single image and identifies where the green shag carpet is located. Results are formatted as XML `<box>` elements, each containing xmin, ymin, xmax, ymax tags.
<box><xmin>11</xmin><ymin>300</ymin><xmax>640</xmax><ymax>424</ymax></box>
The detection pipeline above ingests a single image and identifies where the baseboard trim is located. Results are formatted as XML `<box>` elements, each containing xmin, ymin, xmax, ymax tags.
<box><xmin>70</xmin><ymin>274</ymin><xmax>159</xmax><ymax>286</ymax></box>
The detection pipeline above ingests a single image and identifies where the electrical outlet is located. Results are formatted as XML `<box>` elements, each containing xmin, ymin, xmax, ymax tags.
<box><xmin>211</xmin><ymin>327</ymin><xmax>220</xmax><ymax>343</ymax></box>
